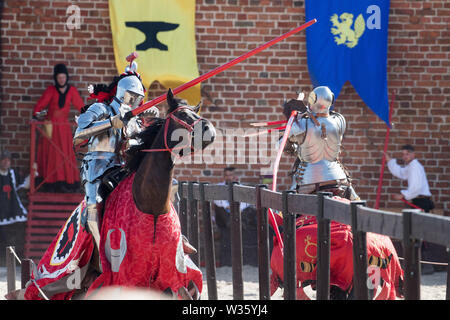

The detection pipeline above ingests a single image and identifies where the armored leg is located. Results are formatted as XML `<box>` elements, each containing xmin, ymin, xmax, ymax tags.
<box><xmin>87</xmin><ymin>204</ymin><xmax>101</xmax><ymax>250</ymax></box>
<box><xmin>83</xmin><ymin>180</ymin><xmax>102</xmax><ymax>249</ymax></box>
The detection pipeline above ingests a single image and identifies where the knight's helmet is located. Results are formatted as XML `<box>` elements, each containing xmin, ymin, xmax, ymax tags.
<box><xmin>307</xmin><ymin>86</ymin><xmax>335</xmax><ymax>114</ymax></box>
<box><xmin>115</xmin><ymin>61</ymin><xmax>145</xmax><ymax>111</ymax></box>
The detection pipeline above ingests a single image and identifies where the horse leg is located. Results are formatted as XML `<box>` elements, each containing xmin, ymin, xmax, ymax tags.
<box><xmin>330</xmin><ymin>285</ymin><xmax>349</xmax><ymax>300</ymax></box>
<box><xmin>297</xmin><ymin>286</ymin><xmax>311</xmax><ymax>300</ymax></box>
<box><xmin>187</xmin><ymin>280</ymin><xmax>200</xmax><ymax>300</ymax></box>
<box><xmin>71</xmin><ymin>265</ymin><xmax>101</xmax><ymax>300</ymax></box>
<box><xmin>374</xmin><ymin>281</ymin><xmax>391</xmax><ymax>300</ymax></box>
<box><xmin>177</xmin><ymin>280</ymin><xmax>200</xmax><ymax>300</ymax></box>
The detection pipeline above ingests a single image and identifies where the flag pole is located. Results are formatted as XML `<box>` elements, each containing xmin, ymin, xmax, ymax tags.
<box><xmin>374</xmin><ymin>90</ymin><xmax>396</xmax><ymax>209</ymax></box>
<box><xmin>125</xmin><ymin>19</ymin><xmax>317</xmax><ymax>120</ymax></box>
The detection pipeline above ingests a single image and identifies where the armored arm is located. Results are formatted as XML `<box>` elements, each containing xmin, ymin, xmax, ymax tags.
<box><xmin>332</xmin><ymin>111</ymin><xmax>346</xmax><ymax>137</ymax></box>
<box><xmin>287</xmin><ymin>116</ymin><xmax>307</xmax><ymax>145</ymax></box>
<box><xmin>73</xmin><ymin>103</ymin><xmax>116</xmax><ymax>146</ymax></box>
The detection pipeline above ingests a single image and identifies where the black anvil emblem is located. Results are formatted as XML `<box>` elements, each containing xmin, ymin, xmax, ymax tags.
<box><xmin>125</xmin><ymin>21</ymin><xmax>180</xmax><ymax>51</ymax></box>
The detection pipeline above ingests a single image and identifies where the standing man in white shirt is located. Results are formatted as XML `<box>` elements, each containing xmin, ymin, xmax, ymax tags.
<box><xmin>385</xmin><ymin>144</ymin><xmax>441</xmax><ymax>274</ymax></box>
<box><xmin>385</xmin><ymin>144</ymin><xmax>434</xmax><ymax>212</ymax></box>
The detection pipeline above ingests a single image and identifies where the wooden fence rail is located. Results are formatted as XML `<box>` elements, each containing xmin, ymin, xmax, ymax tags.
<box><xmin>6</xmin><ymin>182</ymin><xmax>449</xmax><ymax>300</ymax></box>
<box><xmin>178</xmin><ymin>181</ymin><xmax>450</xmax><ymax>300</ymax></box>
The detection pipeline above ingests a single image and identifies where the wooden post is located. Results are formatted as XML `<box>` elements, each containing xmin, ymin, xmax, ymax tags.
<box><xmin>256</xmin><ymin>184</ymin><xmax>270</xmax><ymax>300</ymax></box>
<box><xmin>6</xmin><ymin>246</ymin><xmax>16</xmax><ymax>294</ymax></box>
<box><xmin>351</xmin><ymin>201</ymin><xmax>369</xmax><ymax>300</ymax></box>
<box><xmin>199</xmin><ymin>182</ymin><xmax>218</xmax><ymax>300</ymax></box>
<box><xmin>316</xmin><ymin>192</ymin><xmax>332</xmax><ymax>300</ymax></box>
<box><xmin>26</xmin><ymin>122</ymin><xmax>35</xmax><ymax>259</ymax></box>
<box><xmin>178</xmin><ymin>181</ymin><xmax>188</xmax><ymax>236</ymax></box>
<box><xmin>188</xmin><ymin>182</ymin><xmax>200</xmax><ymax>266</ymax></box>
<box><xmin>446</xmin><ymin>246</ymin><xmax>450</xmax><ymax>300</ymax></box>
<box><xmin>283</xmin><ymin>190</ymin><xmax>296</xmax><ymax>300</ymax></box>
<box><xmin>30</xmin><ymin>121</ymin><xmax>36</xmax><ymax>195</ymax></box>
<box><xmin>403</xmin><ymin>209</ymin><xmax>421</xmax><ymax>300</ymax></box>
<box><xmin>21</xmin><ymin>259</ymin><xmax>32</xmax><ymax>289</ymax></box>
<box><xmin>228</xmin><ymin>182</ymin><xmax>243</xmax><ymax>300</ymax></box>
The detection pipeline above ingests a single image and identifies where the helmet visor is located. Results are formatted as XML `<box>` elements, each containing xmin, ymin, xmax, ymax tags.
<box><xmin>123</xmin><ymin>90</ymin><xmax>144</xmax><ymax>108</ymax></box>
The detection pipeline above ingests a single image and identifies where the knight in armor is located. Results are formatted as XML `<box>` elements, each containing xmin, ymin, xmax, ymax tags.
<box><xmin>281</xmin><ymin>86</ymin><xmax>359</xmax><ymax>200</ymax></box>
<box><xmin>73</xmin><ymin>62</ymin><xmax>158</xmax><ymax>249</ymax></box>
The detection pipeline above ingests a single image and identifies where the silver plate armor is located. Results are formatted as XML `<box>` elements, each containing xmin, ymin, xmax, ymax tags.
<box><xmin>77</xmin><ymin>67</ymin><xmax>146</xmax><ymax>253</ymax></box>
<box><xmin>288</xmin><ymin>112</ymin><xmax>347</xmax><ymax>185</ymax></box>
<box><xmin>74</xmin><ymin>100</ymin><xmax>123</xmax><ymax>184</ymax></box>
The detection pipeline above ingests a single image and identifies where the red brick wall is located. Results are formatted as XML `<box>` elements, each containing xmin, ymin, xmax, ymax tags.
<box><xmin>1</xmin><ymin>0</ymin><xmax>448</xmax><ymax>214</ymax></box>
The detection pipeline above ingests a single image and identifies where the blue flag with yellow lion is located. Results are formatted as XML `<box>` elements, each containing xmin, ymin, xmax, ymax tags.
<box><xmin>305</xmin><ymin>0</ymin><xmax>390</xmax><ymax>126</ymax></box>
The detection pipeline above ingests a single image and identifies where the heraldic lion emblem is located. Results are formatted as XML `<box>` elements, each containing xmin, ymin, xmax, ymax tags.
<box><xmin>330</xmin><ymin>13</ymin><xmax>366</xmax><ymax>48</ymax></box>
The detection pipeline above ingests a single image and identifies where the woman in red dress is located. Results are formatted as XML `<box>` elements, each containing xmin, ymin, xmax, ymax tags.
<box><xmin>33</xmin><ymin>64</ymin><xmax>85</xmax><ymax>192</ymax></box>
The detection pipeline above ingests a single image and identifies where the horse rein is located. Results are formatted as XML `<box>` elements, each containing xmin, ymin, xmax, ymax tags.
<box><xmin>140</xmin><ymin>106</ymin><xmax>203</xmax><ymax>158</ymax></box>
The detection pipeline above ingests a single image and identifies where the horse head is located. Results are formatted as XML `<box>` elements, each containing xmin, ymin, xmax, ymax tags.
<box><xmin>165</xmin><ymin>88</ymin><xmax>216</xmax><ymax>157</ymax></box>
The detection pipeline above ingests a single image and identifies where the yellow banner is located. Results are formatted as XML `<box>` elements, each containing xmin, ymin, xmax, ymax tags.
<box><xmin>109</xmin><ymin>0</ymin><xmax>200</xmax><ymax>105</ymax></box>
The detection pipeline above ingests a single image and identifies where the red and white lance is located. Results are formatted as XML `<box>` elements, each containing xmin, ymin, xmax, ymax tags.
<box><xmin>123</xmin><ymin>19</ymin><xmax>317</xmax><ymax>121</ymax></box>
<box><xmin>267</xmin><ymin>110</ymin><xmax>298</xmax><ymax>251</ymax></box>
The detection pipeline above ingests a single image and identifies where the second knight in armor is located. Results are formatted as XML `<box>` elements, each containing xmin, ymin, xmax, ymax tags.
<box><xmin>282</xmin><ymin>86</ymin><xmax>359</xmax><ymax>200</ymax></box>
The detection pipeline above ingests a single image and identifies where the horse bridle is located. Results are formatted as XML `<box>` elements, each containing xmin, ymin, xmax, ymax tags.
<box><xmin>140</xmin><ymin>106</ymin><xmax>202</xmax><ymax>158</ymax></box>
